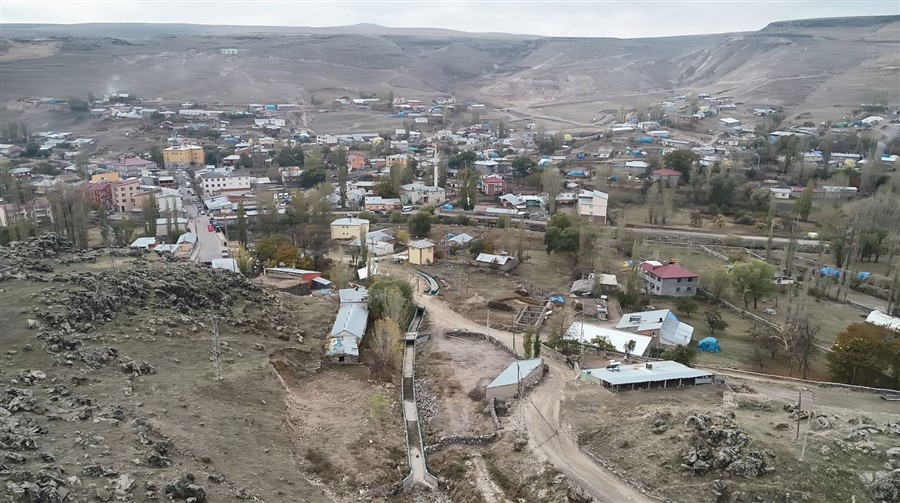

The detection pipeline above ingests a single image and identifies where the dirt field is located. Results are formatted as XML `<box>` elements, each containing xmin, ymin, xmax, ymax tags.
<box><xmin>417</xmin><ymin>329</ymin><xmax>515</xmax><ymax>440</ymax></box>
<box><xmin>563</xmin><ymin>377</ymin><xmax>900</xmax><ymax>503</ymax></box>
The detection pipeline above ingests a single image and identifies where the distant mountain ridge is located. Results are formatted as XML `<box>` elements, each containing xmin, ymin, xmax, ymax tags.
<box><xmin>1</xmin><ymin>16</ymin><xmax>898</xmax><ymax>111</ymax></box>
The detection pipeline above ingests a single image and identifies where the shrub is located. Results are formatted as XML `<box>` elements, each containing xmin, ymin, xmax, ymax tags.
<box><xmin>466</xmin><ymin>387</ymin><xmax>486</xmax><ymax>402</ymax></box>
<box><xmin>723</xmin><ymin>234</ymin><xmax>744</xmax><ymax>247</ymax></box>
<box><xmin>305</xmin><ymin>449</ymin><xmax>337</xmax><ymax>478</ymax></box>
<box><xmin>735</xmin><ymin>215</ymin><xmax>755</xmax><ymax>226</ymax></box>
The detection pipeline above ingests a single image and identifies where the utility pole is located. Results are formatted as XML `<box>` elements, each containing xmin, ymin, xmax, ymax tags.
<box><xmin>211</xmin><ymin>316</ymin><xmax>223</xmax><ymax>381</ymax></box>
<box><xmin>795</xmin><ymin>389</ymin><xmax>804</xmax><ymax>440</ymax></box>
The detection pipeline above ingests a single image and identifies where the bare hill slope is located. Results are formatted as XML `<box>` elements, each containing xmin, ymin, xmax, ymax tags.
<box><xmin>0</xmin><ymin>16</ymin><xmax>897</xmax><ymax>109</ymax></box>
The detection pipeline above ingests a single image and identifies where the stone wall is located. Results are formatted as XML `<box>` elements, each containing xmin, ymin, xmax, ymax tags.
<box><xmin>423</xmin><ymin>397</ymin><xmax>502</xmax><ymax>455</ymax></box>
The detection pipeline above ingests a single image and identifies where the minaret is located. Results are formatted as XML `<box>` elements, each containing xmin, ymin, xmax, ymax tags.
<box><xmin>432</xmin><ymin>145</ymin><xmax>439</xmax><ymax>187</ymax></box>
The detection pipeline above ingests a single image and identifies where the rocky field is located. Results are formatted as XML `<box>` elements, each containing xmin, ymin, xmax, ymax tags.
<box><xmin>0</xmin><ymin>235</ymin><xmax>344</xmax><ymax>502</ymax></box>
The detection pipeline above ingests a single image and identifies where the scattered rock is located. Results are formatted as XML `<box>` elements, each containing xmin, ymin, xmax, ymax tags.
<box><xmin>164</xmin><ymin>473</ymin><xmax>207</xmax><ymax>502</ymax></box>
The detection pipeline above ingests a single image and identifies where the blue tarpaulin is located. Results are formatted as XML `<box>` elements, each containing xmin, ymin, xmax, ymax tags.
<box><xmin>819</xmin><ymin>267</ymin><xmax>841</xmax><ymax>279</ymax></box>
<box><xmin>549</xmin><ymin>295</ymin><xmax>565</xmax><ymax>305</ymax></box>
<box><xmin>441</xmin><ymin>204</ymin><xmax>454</xmax><ymax>211</ymax></box>
<box><xmin>698</xmin><ymin>337</ymin><xmax>721</xmax><ymax>353</ymax></box>
<box><xmin>857</xmin><ymin>272</ymin><xmax>872</xmax><ymax>280</ymax></box>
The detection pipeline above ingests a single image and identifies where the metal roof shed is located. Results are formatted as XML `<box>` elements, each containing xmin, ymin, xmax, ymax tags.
<box><xmin>580</xmin><ymin>361</ymin><xmax>715</xmax><ymax>391</ymax></box>
<box><xmin>486</xmin><ymin>358</ymin><xmax>544</xmax><ymax>400</ymax></box>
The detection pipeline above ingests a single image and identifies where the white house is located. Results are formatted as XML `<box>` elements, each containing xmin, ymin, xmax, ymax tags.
<box><xmin>718</xmin><ymin>118</ymin><xmax>741</xmax><ymax>127</ymax></box>
<box><xmin>576</xmin><ymin>189</ymin><xmax>608</xmax><ymax>224</ymax></box>
<box><xmin>200</xmin><ymin>173</ymin><xmax>252</xmax><ymax>195</ymax></box>
<box><xmin>401</xmin><ymin>183</ymin><xmax>447</xmax><ymax>205</ymax></box>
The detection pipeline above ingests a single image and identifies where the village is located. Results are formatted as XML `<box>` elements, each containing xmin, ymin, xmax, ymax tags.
<box><xmin>2</xmin><ymin>84</ymin><xmax>900</xmax><ymax>503</ymax></box>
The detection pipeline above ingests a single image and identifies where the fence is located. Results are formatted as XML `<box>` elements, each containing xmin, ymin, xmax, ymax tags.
<box><xmin>697</xmin><ymin>287</ymin><xmax>782</xmax><ymax>333</ymax></box>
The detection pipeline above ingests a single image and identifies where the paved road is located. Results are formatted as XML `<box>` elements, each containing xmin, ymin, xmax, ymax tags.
<box><xmin>415</xmin><ymin>292</ymin><xmax>653</xmax><ymax>503</ymax></box>
<box><xmin>179</xmin><ymin>186</ymin><xmax>225</xmax><ymax>263</ymax></box>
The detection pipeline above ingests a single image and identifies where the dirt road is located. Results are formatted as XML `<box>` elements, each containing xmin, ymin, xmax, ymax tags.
<box><xmin>416</xmin><ymin>293</ymin><xmax>654</xmax><ymax>503</ymax></box>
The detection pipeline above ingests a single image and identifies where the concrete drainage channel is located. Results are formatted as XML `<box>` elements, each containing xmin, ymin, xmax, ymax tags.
<box><xmin>400</xmin><ymin>305</ymin><xmax>438</xmax><ymax>490</ymax></box>
<box><xmin>413</xmin><ymin>269</ymin><xmax>441</xmax><ymax>296</ymax></box>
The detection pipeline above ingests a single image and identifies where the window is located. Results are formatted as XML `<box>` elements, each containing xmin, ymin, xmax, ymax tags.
<box><xmin>676</xmin><ymin>287</ymin><xmax>681</xmax><ymax>292</ymax></box>
<box><xmin>677</xmin><ymin>278</ymin><xmax>682</xmax><ymax>283</ymax></box>
<box><xmin>687</xmin><ymin>287</ymin><xmax>693</xmax><ymax>292</ymax></box>
<box><xmin>688</xmin><ymin>277</ymin><xmax>694</xmax><ymax>282</ymax></box>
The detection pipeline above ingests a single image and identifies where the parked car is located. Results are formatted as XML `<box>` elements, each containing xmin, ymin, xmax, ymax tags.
<box><xmin>402</xmin><ymin>205</ymin><xmax>413</xmax><ymax>213</ymax></box>
<box><xmin>762</xmin><ymin>308</ymin><xmax>777</xmax><ymax>315</ymax></box>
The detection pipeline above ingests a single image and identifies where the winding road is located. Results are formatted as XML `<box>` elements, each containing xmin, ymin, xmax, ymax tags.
<box><xmin>415</xmin><ymin>292</ymin><xmax>654</xmax><ymax>503</ymax></box>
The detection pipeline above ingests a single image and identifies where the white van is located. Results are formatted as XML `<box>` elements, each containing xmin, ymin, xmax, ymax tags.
<box><xmin>401</xmin><ymin>205</ymin><xmax>413</xmax><ymax>213</ymax></box>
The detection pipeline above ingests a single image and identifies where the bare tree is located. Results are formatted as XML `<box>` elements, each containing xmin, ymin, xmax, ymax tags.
<box><xmin>369</xmin><ymin>319</ymin><xmax>401</xmax><ymax>381</ymax></box>
<box><xmin>541</xmin><ymin>167</ymin><xmax>562</xmax><ymax>214</ymax></box>
<box><xmin>47</xmin><ymin>185</ymin><xmax>90</xmax><ymax>248</ymax></box>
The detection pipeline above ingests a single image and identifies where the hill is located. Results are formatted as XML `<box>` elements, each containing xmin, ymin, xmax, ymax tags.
<box><xmin>0</xmin><ymin>16</ymin><xmax>897</xmax><ymax>113</ymax></box>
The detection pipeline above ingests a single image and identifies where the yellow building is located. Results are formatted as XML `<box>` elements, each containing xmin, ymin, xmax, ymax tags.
<box><xmin>385</xmin><ymin>153</ymin><xmax>408</xmax><ymax>169</ymax></box>
<box><xmin>408</xmin><ymin>239</ymin><xmax>435</xmax><ymax>265</ymax></box>
<box><xmin>112</xmin><ymin>178</ymin><xmax>141</xmax><ymax>213</ymax></box>
<box><xmin>91</xmin><ymin>172</ymin><xmax>121</xmax><ymax>183</ymax></box>
<box><xmin>163</xmin><ymin>145</ymin><xmax>205</xmax><ymax>168</ymax></box>
<box><xmin>330</xmin><ymin>217</ymin><xmax>370</xmax><ymax>240</ymax></box>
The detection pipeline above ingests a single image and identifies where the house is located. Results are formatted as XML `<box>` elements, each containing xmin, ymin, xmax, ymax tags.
<box><xmin>364</xmin><ymin>196</ymin><xmax>401</xmax><ymax>212</ymax></box>
<box><xmin>129</xmin><ymin>237</ymin><xmax>158</xmax><ymax>249</ymax></box>
<box><xmin>85</xmin><ymin>181</ymin><xmax>113</xmax><ymax>209</ymax></box>
<box><xmin>473</xmin><ymin>160</ymin><xmax>499</xmax><ymax>175</ymax></box>
<box><xmin>576</xmin><ymin>189</ymin><xmax>608</xmax><ymax>224</ymax></box>
<box><xmin>211</xmin><ymin>258</ymin><xmax>239</xmax><ymax>273</ymax></box>
<box><xmin>481</xmin><ymin>176</ymin><xmax>506</xmax><ymax>196</ymax></box>
<box><xmin>624</xmin><ymin>160</ymin><xmax>649</xmax><ymax>170</ymax></box>
<box><xmin>91</xmin><ymin>172</ymin><xmax>120</xmax><ymax>183</ymax></box>
<box><xmin>330</xmin><ymin>217</ymin><xmax>370</xmax><ymax>240</ymax></box>
<box><xmin>408</xmin><ymin>239</ymin><xmax>435</xmax><ymax>265</ymax></box>
<box><xmin>162</xmin><ymin>145</ymin><xmax>205</xmax><ymax>168</ymax></box>
<box><xmin>639</xmin><ymin>261</ymin><xmax>699</xmax><ymax>297</ymax></box>
<box><xmin>580</xmin><ymin>361</ymin><xmax>715</xmax><ymax>391</ymax></box>
<box><xmin>0</xmin><ymin>197</ymin><xmax>52</xmax><ymax>227</ymax></box>
<box><xmin>770</xmin><ymin>187</ymin><xmax>792</xmax><ymax>200</ymax></box>
<box><xmin>327</xmin><ymin>287</ymin><xmax>370</xmax><ymax>363</ymax></box>
<box><xmin>10</xmin><ymin>167</ymin><xmax>32</xmax><ymax>180</ymax></box>
<box><xmin>200</xmin><ymin>172</ymin><xmax>252</xmax><ymax>196</ymax></box>
<box><xmin>475</xmin><ymin>253</ymin><xmax>518</xmax><ymax>272</ymax></box>
<box><xmin>486</xmin><ymin>358</ymin><xmax>545</xmax><ymax>400</ymax></box>
<box><xmin>596</xmin><ymin>147</ymin><xmax>614</xmax><ymax>159</ymax></box>
<box><xmin>401</xmin><ymin>184</ymin><xmax>446</xmax><ymax>205</ymax></box>
<box><xmin>385</xmin><ymin>154</ymin><xmax>408</xmax><ymax>169</ymax></box>
<box><xmin>351</xmin><ymin>230</ymin><xmax>395</xmax><ymax>256</ymax></box>
<box><xmin>447</xmin><ymin>233</ymin><xmax>474</xmax><ymax>247</ymax></box>
<box><xmin>718</xmin><ymin>118</ymin><xmax>741</xmax><ymax>127</ymax></box>
<box><xmin>347</xmin><ymin>152</ymin><xmax>367</xmax><ymax>171</ymax></box>
<box><xmin>650</xmin><ymin>169</ymin><xmax>681</xmax><ymax>186</ymax></box>
<box><xmin>564</xmin><ymin>321</ymin><xmax>653</xmax><ymax>357</ymax></box>
<box><xmin>616</xmin><ymin>309</ymin><xmax>694</xmax><ymax>347</ymax></box>
<box><xmin>111</xmin><ymin>178</ymin><xmax>141</xmax><ymax>213</ymax></box>
<box><xmin>108</xmin><ymin>157</ymin><xmax>157</xmax><ymax>177</ymax></box>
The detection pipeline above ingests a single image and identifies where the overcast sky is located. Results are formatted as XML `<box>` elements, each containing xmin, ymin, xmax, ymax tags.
<box><xmin>1</xmin><ymin>1</ymin><xmax>898</xmax><ymax>38</ymax></box>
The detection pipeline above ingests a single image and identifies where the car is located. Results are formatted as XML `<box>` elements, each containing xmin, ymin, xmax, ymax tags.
<box><xmin>221</xmin><ymin>249</ymin><xmax>230</xmax><ymax>257</ymax></box>
<box><xmin>401</xmin><ymin>205</ymin><xmax>413</xmax><ymax>213</ymax></box>
<box><xmin>762</xmin><ymin>308</ymin><xmax>777</xmax><ymax>315</ymax></box>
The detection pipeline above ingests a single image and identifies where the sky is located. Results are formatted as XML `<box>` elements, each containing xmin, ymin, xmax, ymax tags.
<box><xmin>1</xmin><ymin>1</ymin><xmax>898</xmax><ymax>38</ymax></box>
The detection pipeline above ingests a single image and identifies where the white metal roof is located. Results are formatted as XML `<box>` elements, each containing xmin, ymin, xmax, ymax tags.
<box><xmin>487</xmin><ymin>358</ymin><xmax>543</xmax><ymax>389</ymax></box>
<box><xmin>331</xmin><ymin>217</ymin><xmax>368</xmax><ymax>226</ymax></box>
<box><xmin>866</xmin><ymin>310</ymin><xmax>900</xmax><ymax>332</ymax></box>
<box><xmin>339</xmin><ymin>286</ymin><xmax>368</xmax><ymax>304</ymax></box>
<box><xmin>129</xmin><ymin>237</ymin><xmax>157</xmax><ymax>249</ymax></box>
<box><xmin>582</xmin><ymin>360</ymin><xmax>713</xmax><ymax>386</ymax></box>
<box><xmin>564</xmin><ymin>322</ymin><xmax>652</xmax><ymax>356</ymax></box>
<box><xmin>408</xmin><ymin>239</ymin><xmax>435</xmax><ymax>249</ymax></box>
<box><xmin>476</xmin><ymin>253</ymin><xmax>514</xmax><ymax>265</ymax></box>
<box><xmin>330</xmin><ymin>304</ymin><xmax>369</xmax><ymax>339</ymax></box>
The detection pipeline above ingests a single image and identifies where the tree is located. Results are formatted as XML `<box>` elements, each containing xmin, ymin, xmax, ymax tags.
<box><xmin>298</xmin><ymin>166</ymin><xmax>327</xmax><ymax>188</ymax></box>
<box><xmin>511</xmin><ymin>156</ymin><xmax>537</xmax><ymax>178</ymax></box>
<box><xmin>827</xmin><ymin>323</ymin><xmax>899</xmax><ymax>389</ymax></box>
<box><xmin>237</xmin><ymin>152</ymin><xmax>253</xmax><ymax>169</ymax></box>
<box><xmin>705</xmin><ymin>310</ymin><xmax>728</xmax><ymax>337</ymax></box>
<box><xmin>713</xmin><ymin>214</ymin><xmax>726</xmax><ymax>228</ymax></box>
<box><xmin>689</xmin><ymin>211</ymin><xmax>703</xmax><ymax>228</ymax></box>
<box><xmin>233</xmin><ymin>246</ymin><xmax>254</xmax><ymax>275</ymax></box>
<box><xmin>46</xmin><ymin>185</ymin><xmax>90</xmax><ymax>248</ymax></box>
<box><xmin>408</xmin><ymin>211</ymin><xmax>432</xmax><ymax>238</ymax></box>
<box><xmin>333</xmin><ymin>147</ymin><xmax>348</xmax><ymax>207</ymax></box>
<box><xmin>663</xmin><ymin>150</ymin><xmax>699</xmax><ymax>179</ymax></box>
<box><xmin>532</xmin><ymin>331</ymin><xmax>541</xmax><ymax>357</ymax></box>
<box><xmin>447</xmin><ymin>151</ymin><xmax>476</xmax><ymax>170</ymax></box>
<box><xmin>590</xmin><ymin>336</ymin><xmax>616</xmax><ymax>353</ymax></box>
<box><xmin>544</xmin><ymin>213</ymin><xmax>580</xmax><ymax>256</ymax></box>
<box><xmin>541</xmin><ymin>167</ymin><xmax>562</xmax><ymax>214</ymax></box>
<box><xmin>236</xmin><ymin>202</ymin><xmax>248</xmax><ymax>247</ymax></box>
<box><xmin>456</xmin><ymin>168</ymin><xmax>478</xmax><ymax>211</ymax></box>
<box><xmin>370</xmin><ymin>319</ymin><xmax>402</xmax><ymax>381</ymax></box>
<box><xmin>523</xmin><ymin>328</ymin><xmax>534</xmax><ymax>358</ymax></box>
<box><xmin>674</xmin><ymin>298</ymin><xmax>698</xmax><ymax>317</ymax></box>
<box><xmin>395</xmin><ymin>230</ymin><xmax>410</xmax><ymax>244</ymax></box>
<box><xmin>707</xmin><ymin>174</ymin><xmax>736</xmax><ymax>208</ymax></box>
<box><xmin>368</xmin><ymin>276</ymin><xmax>414</xmax><ymax>321</ymax></box>
<box><xmin>275</xmin><ymin>146</ymin><xmax>305</xmax><ymax>166</ymax></box>
<box><xmin>389</xmin><ymin>210</ymin><xmax>404</xmax><ymax>223</ymax></box>
<box><xmin>328</xmin><ymin>262</ymin><xmax>353</xmax><ymax>289</ymax></box>
<box><xmin>662</xmin><ymin>344</ymin><xmax>699</xmax><ymax>367</ymax></box>
<box><xmin>624</xmin><ymin>339</ymin><xmax>637</xmax><ymax>359</ymax></box>
<box><xmin>731</xmin><ymin>260</ymin><xmax>776</xmax><ymax>309</ymax></box>
<box><xmin>142</xmin><ymin>193</ymin><xmax>159</xmax><ymax>236</ymax></box>
<box><xmin>794</xmin><ymin>180</ymin><xmax>814</xmax><ymax>220</ymax></box>
<box><xmin>67</xmin><ymin>97</ymin><xmax>89</xmax><ymax>112</ymax></box>
<box><xmin>704</xmin><ymin>267</ymin><xmax>731</xmax><ymax>302</ymax></box>
<box><xmin>149</xmin><ymin>145</ymin><xmax>163</xmax><ymax>165</ymax></box>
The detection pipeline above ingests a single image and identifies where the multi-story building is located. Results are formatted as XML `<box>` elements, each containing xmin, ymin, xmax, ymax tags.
<box><xmin>363</xmin><ymin>196</ymin><xmax>401</xmax><ymax>212</ymax></box>
<box><xmin>85</xmin><ymin>181</ymin><xmax>113</xmax><ymax>209</ymax></box>
<box><xmin>108</xmin><ymin>157</ymin><xmax>158</xmax><ymax>177</ymax></box>
<box><xmin>576</xmin><ymin>189</ymin><xmax>609</xmax><ymax>224</ymax></box>
<box><xmin>162</xmin><ymin>145</ymin><xmax>205</xmax><ymax>169</ymax></box>
<box><xmin>639</xmin><ymin>261</ymin><xmax>699</xmax><ymax>297</ymax></box>
<box><xmin>199</xmin><ymin>172</ymin><xmax>252</xmax><ymax>196</ymax></box>
<box><xmin>400</xmin><ymin>183</ymin><xmax>446</xmax><ymax>205</ymax></box>
<box><xmin>0</xmin><ymin>197</ymin><xmax>52</xmax><ymax>227</ymax></box>
<box><xmin>330</xmin><ymin>217</ymin><xmax>370</xmax><ymax>240</ymax></box>
<box><xmin>112</xmin><ymin>177</ymin><xmax>142</xmax><ymax>213</ymax></box>
<box><xmin>385</xmin><ymin>153</ymin><xmax>408</xmax><ymax>170</ymax></box>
